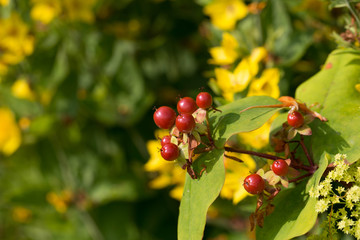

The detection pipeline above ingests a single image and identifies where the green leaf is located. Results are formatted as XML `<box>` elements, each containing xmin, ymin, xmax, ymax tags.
<box><xmin>296</xmin><ymin>48</ymin><xmax>360</xmax><ymax>163</ymax></box>
<box><xmin>329</xmin><ymin>0</ymin><xmax>360</xmax><ymax>9</ymax></box>
<box><xmin>264</xmin><ymin>0</ymin><xmax>312</xmax><ymax>66</ymax></box>
<box><xmin>256</xmin><ymin>152</ymin><xmax>329</xmax><ymax>240</ymax></box>
<box><xmin>210</xmin><ymin>96</ymin><xmax>280</xmax><ymax>147</ymax></box>
<box><xmin>178</xmin><ymin>96</ymin><xmax>280</xmax><ymax>240</ymax></box>
<box><xmin>178</xmin><ymin>148</ymin><xmax>225</xmax><ymax>240</ymax></box>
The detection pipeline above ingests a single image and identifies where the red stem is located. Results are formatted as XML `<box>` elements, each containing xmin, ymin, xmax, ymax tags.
<box><xmin>300</xmin><ymin>136</ymin><xmax>314</xmax><ymax>166</ymax></box>
<box><xmin>224</xmin><ymin>147</ymin><xmax>285</xmax><ymax>161</ymax></box>
<box><xmin>289</xmin><ymin>172</ymin><xmax>313</xmax><ymax>183</ymax></box>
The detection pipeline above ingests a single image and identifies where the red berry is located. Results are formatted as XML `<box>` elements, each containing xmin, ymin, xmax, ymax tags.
<box><xmin>196</xmin><ymin>92</ymin><xmax>213</xmax><ymax>109</ymax></box>
<box><xmin>287</xmin><ymin>111</ymin><xmax>304</xmax><ymax>128</ymax></box>
<box><xmin>177</xmin><ymin>97</ymin><xmax>198</xmax><ymax>114</ymax></box>
<box><xmin>243</xmin><ymin>174</ymin><xmax>265</xmax><ymax>195</ymax></box>
<box><xmin>161</xmin><ymin>135</ymin><xmax>172</xmax><ymax>147</ymax></box>
<box><xmin>271</xmin><ymin>159</ymin><xmax>289</xmax><ymax>176</ymax></box>
<box><xmin>153</xmin><ymin>106</ymin><xmax>177</xmax><ymax>129</ymax></box>
<box><xmin>176</xmin><ymin>113</ymin><xmax>195</xmax><ymax>133</ymax></box>
<box><xmin>161</xmin><ymin>143</ymin><xmax>179</xmax><ymax>161</ymax></box>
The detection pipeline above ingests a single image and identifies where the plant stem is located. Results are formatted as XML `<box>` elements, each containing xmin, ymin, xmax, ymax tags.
<box><xmin>205</xmin><ymin>111</ymin><xmax>215</xmax><ymax>147</ymax></box>
<box><xmin>345</xmin><ymin>0</ymin><xmax>360</xmax><ymax>28</ymax></box>
<box><xmin>300</xmin><ymin>136</ymin><xmax>314</xmax><ymax>166</ymax></box>
<box><xmin>224</xmin><ymin>147</ymin><xmax>285</xmax><ymax>161</ymax></box>
<box><xmin>224</xmin><ymin>154</ymin><xmax>243</xmax><ymax>163</ymax></box>
<box><xmin>291</xmin><ymin>164</ymin><xmax>313</xmax><ymax>171</ymax></box>
<box><xmin>289</xmin><ymin>172</ymin><xmax>313</xmax><ymax>183</ymax></box>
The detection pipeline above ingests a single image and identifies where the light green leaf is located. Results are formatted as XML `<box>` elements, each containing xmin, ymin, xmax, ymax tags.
<box><xmin>178</xmin><ymin>96</ymin><xmax>280</xmax><ymax>240</ymax></box>
<box><xmin>256</xmin><ymin>152</ymin><xmax>329</xmax><ymax>240</ymax></box>
<box><xmin>296</xmin><ymin>48</ymin><xmax>360</xmax><ymax>163</ymax></box>
<box><xmin>210</xmin><ymin>96</ymin><xmax>280</xmax><ymax>147</ymax></box>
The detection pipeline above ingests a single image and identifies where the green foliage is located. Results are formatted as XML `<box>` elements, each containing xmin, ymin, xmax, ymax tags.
<box><xmin>256</xmin><ymin>153</ymin><xmax>330</xmax><ymax>240</ymax></box>
<box><xmin>296</xmin><ymin>49</ymin><xmax>360</xmax><ymax>162</ymax></box>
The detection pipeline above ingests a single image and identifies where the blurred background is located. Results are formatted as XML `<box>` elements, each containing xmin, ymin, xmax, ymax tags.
<box><xmin>0</xmin><ymin>0</ymin><xmax>352</xmax><ymax>239</ymax></box>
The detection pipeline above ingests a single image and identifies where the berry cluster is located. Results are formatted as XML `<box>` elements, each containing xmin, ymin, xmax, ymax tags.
<box><xmin>243</xmin><ymin>159</ymin><xmax>290</xmax><ymax>195</ymax></box>
<box><xmin>153</xmin><ymin>92</ymin><xmax>214</xmax><ymax>178</ymax></box>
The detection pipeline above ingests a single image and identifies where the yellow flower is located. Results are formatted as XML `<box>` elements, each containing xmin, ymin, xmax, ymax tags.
<box><xmin>355</xmin><ymin>84</ymin><xmax>360</xmax><ymax>93</ymax></box>
<box><xmin>238</xmin><ymin>113</ymin><xmax>279</xmax><ymax>149</ymax></box>
<box><xmin>214</xmin><ymin>47</ymin><xmax>267</xmax><ymax>101</ymax></box>
<box><xmin>220</xmin><ymin>153</ymin><xmax>256</xmax><ymax>204</ymax></box>
<box><xmin>62</xmin><ymin>0</ymin><xmax>97</xmax><ymax>23</ymax></box>
<box><xmin>209</xmin><ymin>32</ymin><xmax>239</xmax><ymax>65</ymax></box>
<box><xmin>0</xmin><ymin>108</ymin><xmax>21</xmax><ymax>155</ymax></box>
<box><xmin>0</xmin><ymin>14</ymin><xmax>34</xmax><ymax>72</ymax></box>
<box><xmin>145</xmin><ymin>129</ymin><xmax>185</xmax><ymax>201</ymax></box>
<box><xmin>0</xmin><ymin>0</ymin><xmax>9</xmax><ymax>6</ymax></box>
<box><xmin>11</xmin><ymin>78</ymin><xmax>35</xmax><ymax>101</ymax></box>
<box><xmin>12</xmin><ymin>206</ymin><xmax>32</xmax><ymax>223</ymax></box>
<box><xmin>46</xmin><ymin>190</ymin><xmax>73</xmax><ymax>213</ymax></box>
<box><xmin>30</xmin><ymin>0</ymin><xmax>61</xmax><ymax>24</ymax></box>
<box><xmin>204</xmin><ymin>0</ymin><xmax>248</xmax><ymax>30</ymax></box>
<box><xmin>19</xmin><ymin>117</ymin><xmax>31</xmax><ymax>130</ymax></box>
<box><xmin>247</xmin><ymin>68</ymin><xmax>280</xmax><ymax>99</ymax></box>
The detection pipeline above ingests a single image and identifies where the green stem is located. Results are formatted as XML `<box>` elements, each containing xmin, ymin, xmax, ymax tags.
<box><xmin>345</xmin><ymin>0</ymin><xmax>360</xmax><ymax>28</ymax></box>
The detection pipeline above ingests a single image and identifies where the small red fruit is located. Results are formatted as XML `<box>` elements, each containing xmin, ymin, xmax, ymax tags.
<box><xmin>243</xmin><ymin>174</ymin><xmax>265</xmax><ymax>195</ymax></box>
<box><xmin>196</xmin><ymin>92</ymin><xmax>213</xmax><ymax>109</ymax></box>
<box><xmin>153</xmin><ymin>106</ymin><xmax>177</xmax><ymax>129</ymax></box>
<box><xmin>271</xmin><ymin>159</ymin><xmax>289</xmax><ymax>176</ymax></box>
<box><xmin>287</xmin><ymin>111</ymin><xmax>304</xmax><ymax>128</ymax></box>
<box><xmin>161</xmin><ymin>135</ymin><xmax>172</xmax><ymax>147</ymax></box>
<box><xmin>161</xmin><ymin>143</ymin><xmax>179</xmax><ymax>161</ymax></box>
<box><xmin>176</xmin><ymin>113</ymin><xmax>195</xmax><ymax>133</ymax></box>
<box><xmin>177</xmin><ymin>97</ymin><xmax>198</xmax><ymax>114</ymax></box>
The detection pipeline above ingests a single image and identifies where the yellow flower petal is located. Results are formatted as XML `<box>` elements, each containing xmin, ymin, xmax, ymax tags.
<box><xmin>204</xmin><ymin>0</ymin><xmax>248</xmax><ymax>30</ymax></box>
<box><xmin>0</xmin><ymin>108</ymin><xmax>21</xmax><ymax>155</ymax></box>
<box><xmin>30</xmin><ymin>3</ymin><xmax>61</xmax><ymax>24</ymax></box>
<box><xmin>249</xmin><ymin>47</ymin><xmax>267</xmax><ymax>63</ymax></box>
<box><xmin>0</xmin><ymin>0</ymin><xmax>9</xmax><ymax>6</ymax></box>
<box><xmin>355</xmin><ymin>84</ymin><xmax>360</xmax><ymax>93</ymax></box>
<box><xmin>169</xmin><ymin>185</ymin><xmax>184</xmax><ymax>200</ymax></box>
<box><xmin>12</xmin><ymin>206</ymin><xmax>32</xmax><ymax>223</ymax></box>
<box><xmin>209</xmin><ymin>32</ymin><xmax>239</xmax><ymax>65</ymax></box>
<box><xmin>11</xmin><ymin>78</ymin><xmax>35</xmax><ymax>101</ymax></box>
<box><xmin>247</xmin><ymin>68</ymin><xmax>280</xmax><ymax>99</ymax></box>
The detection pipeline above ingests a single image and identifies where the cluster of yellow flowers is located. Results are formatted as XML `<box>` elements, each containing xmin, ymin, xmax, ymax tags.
<box><xmin>145</xmin><ymin>130</ymin><xmax>185</xmax><ymax>200</ymax></box>
<box><xmin>12</xmin><ymin>206</ymin><xmax>32</xmax><ymax>223</ymax></box>
<box><xmin>46</xmin><ymin>190</ymin><xmax>73</xmax><ymax>213</ymax></box>
<box><xmin>31</xmin><ymin>0</ymin><xmax>97</xmax><ymax>24</ymax></box>
<box><xmin>310</xmin><ymin>154</ymin><xmax>360</xmax><ymax>238</ymax></box>
<box><xmin>0</xmin><ymin>14</ymin><xmax>34</xmax><ymax>76</ymax></box>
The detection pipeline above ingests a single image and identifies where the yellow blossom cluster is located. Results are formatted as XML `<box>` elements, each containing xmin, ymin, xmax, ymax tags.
<box><xmin>209</xmin><ymin>33</ymin><xmax>280</xmax><ymax>102</ymax></box>
<box><xmin>31</xmin><ymin>0</ymin><xmax>97</xmax><ymax>24</ymax></box>
<box><xmin>204</xmin><ymin>0</ymin><xmax>248</xmax><ymax>31</ymax></box>
<box><xmin>0</xmin><ymin>108</ymin><xmax>22</xmax><ymax>155</ymax></box>
<box><xmin>309</xmin><ymin>154</ymin><xmax>360</xmax><ymax>239</ymax></box>
<box><xmin>46</xmin><ymin>190</ymin><xmax>73</xmax><ymax>213</ymax></box>
<box><xmin>11</xmin><ymin>78</ymin><xmax>35</xmax><ymax>101</ymax></box>
<box><xmin>144</xmin><ymin>129</ymin><xmax>185</xmax><ymax>200</ymax></box>
<box><xmin>0</xmin><ymin>14</ymin><xmax>34</xmax><ymax>76</ymax></box>
<box><xmin>0</xmin><ymin>0</ymin><xmax>9</xmax><ymax>6</ymax></box>
<box><xmin>12</xmin><ymin>206</ymin><xmax>32</xmax><ymax>223</ymax></box>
